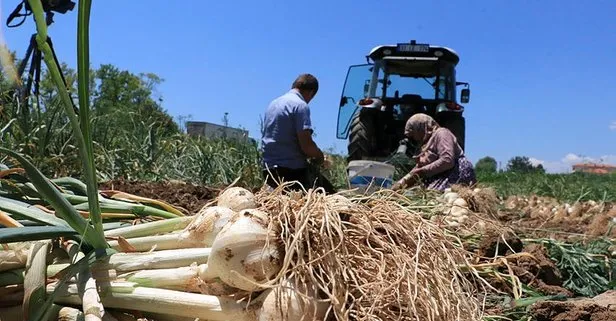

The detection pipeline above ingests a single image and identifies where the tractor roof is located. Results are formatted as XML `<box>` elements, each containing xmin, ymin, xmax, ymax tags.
<box><xmin>368</xmin><ymin>43</ymin><xmax>460</xmax><ymax>65</ymax></box>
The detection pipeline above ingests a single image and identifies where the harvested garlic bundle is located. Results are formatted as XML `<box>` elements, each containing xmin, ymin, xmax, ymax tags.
<box><xmin>218</xmin><ymin>187</ymin><xmax>257</xmax><ymax>212</ymax></box>
<box><xmin>200</xmin><ymin>209</ymin><xmax>282</xmax><ymax>292</ymax></box>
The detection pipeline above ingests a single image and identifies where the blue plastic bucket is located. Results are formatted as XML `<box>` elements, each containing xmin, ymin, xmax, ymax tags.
<box><xmin>347</xmin><ymin>160</ymin><xmax>396</xmax><ymax>194</ymax></box>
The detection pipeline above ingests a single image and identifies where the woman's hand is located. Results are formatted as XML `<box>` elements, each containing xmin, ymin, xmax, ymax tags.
<box><xmin>410</xmin><ymin>167</ymin><xmax>425</xmax><ymax>177</ymax></box>
<box><xmin>393</xmin><ymin>168</ymin><xmax>424</xmax><ymax>191</ymax></box>
<box><xmin>391</xmin><ymin>178</ymin><xmax>406</xmax><ymax>191</ymax></box>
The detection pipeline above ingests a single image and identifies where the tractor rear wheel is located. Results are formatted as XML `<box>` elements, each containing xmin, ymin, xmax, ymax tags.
<box><xmin>347</xmin><ymin>110</ymin><xmax>377</xmax><ymax>161</ymax></box>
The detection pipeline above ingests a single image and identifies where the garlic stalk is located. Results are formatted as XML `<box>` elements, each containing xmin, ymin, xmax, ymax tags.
<box><xmin>92</xmin><ymin>248</ymin><xmax>211</xmax><ymax>272</ymax></box>
<box><xmin>104</xmin><ymin>217</ymin><xmax>192</xmax><ymax>239</ymax></box>
<box><xmin>120</xmin><ymin>264</ymin><xmax>202</xmax><ymax>292</ymax></box>
<box><xmin>47</xmin><ymin>281</ymin><xmax>257</xmax><ymax>321</ymax></box>
<box><xmin>119</xmin><ymin>264</ymin><xmax>237</xmax><ymax>295</ymax></box>
<box><xmin>107</xmin><ymin>206</ymin><xmax>234</xmax><ymax>252</ymax></box>
<box><xmin>200</xmin><ymin>209</ymin><xmax>281</xmax><ymax>292</ymax></box>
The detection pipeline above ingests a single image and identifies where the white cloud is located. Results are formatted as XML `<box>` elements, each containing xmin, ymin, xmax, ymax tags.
<box><xmin>611</xmin><ymin>121</ymin><xmax>616</xmax><ymax>130</ymax></box>
<box><xmin>562</xmin><ymin>153</ymin><xmax>583</xmax><ymax>163</ymax></box>
<box><xmin>528</xmin><ymin>157</ymin><xmax>544</xmax><ymax>167</ymax></box>
<box><xmin>527</xmin><ymin>153</ymin><xmax>616</xmax><ymax>173</ymax></box>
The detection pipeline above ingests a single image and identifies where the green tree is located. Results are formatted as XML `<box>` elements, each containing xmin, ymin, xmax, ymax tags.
<box><xmin>535</xmin><ymin>163</ymin><xmax>546</xmax><ymax>174</ymax></box>
<box><xmin>507</xmin><ymin>156</ymin><xmax>545</xmax><ymax>173</ymax></box>
<box><xmin>91</xmin><ymin>64</ymin><xmax>179</xmax><ymax>147</ymax></box>
<box><xmin>475</xmin><ymin>156</ymin><xmax>498</xmax><ymax>174</ymax></box>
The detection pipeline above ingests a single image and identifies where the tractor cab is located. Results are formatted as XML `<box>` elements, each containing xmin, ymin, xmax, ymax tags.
<box><xmin>336</xmin><ymin>41</ymin><xmax>470</xmax><ymax>161</ymax></box>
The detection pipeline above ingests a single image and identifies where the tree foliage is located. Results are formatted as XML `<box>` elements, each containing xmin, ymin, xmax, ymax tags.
<box><xmin>506</xmin><ymin>156</ymin><xmax>546</xmax><ymax>174</ymax></box>
<box><xmin>475</xmin><ymin>156</ymin><xmax>498</xmax><ymax>174</ymax></box>
<box><xmin>91</xmin><ymin>64</ymin><xmax>178</xmax><ymax>146</ymax></box>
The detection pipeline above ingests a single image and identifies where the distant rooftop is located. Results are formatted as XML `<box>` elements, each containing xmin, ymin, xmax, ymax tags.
<box><xmin>572</xmin><ymin>163</ymin><xmax>616</xmax><ymax>174</ymax></box>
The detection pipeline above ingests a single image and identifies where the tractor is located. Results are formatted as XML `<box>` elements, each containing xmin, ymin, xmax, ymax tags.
<box><xmin>336</xmin><ymin>40</ymin><xmax>471</xmax><ymax>162</ymax></box>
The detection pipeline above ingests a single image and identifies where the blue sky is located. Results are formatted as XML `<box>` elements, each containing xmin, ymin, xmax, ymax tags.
<box><xmin>1</xmin><ymin>0</ymin><xmax>615</xmax><ymax>172</ymax></box>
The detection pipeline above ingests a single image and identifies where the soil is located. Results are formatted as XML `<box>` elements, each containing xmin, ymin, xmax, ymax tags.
<box><xmin>476</xmin><ymin>229</ymin><xmax>524</xmax><ymax>258</ymax></box>
<box><xmin>509</xmin><ymin>244</ymin><xmax>573</xmax><ymax>297</ymax></box>
<box><xmin>99</xmin><ymin>179</ymin><xmax>218</xmax><ymax>215</ymax></box>
<box><xmin>478</xmin><ymin>242</ymin><xmax>573</xmax><ymax>298</ymax></box>
<box><xmin>531</xmin><ymin>290</ymin><xmax>616</xmax><ymax>321</ymax></box>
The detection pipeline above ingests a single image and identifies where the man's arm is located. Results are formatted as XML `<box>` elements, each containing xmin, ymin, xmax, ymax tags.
<box><xmin>295</xmin><ymin>104</ymin><xmax>324</xmax><ymax>162</ymax></box>
<box><xmin>298</xmin><ymin>130</ymin><xmax>324</xmax><ymax>161</ymax></box>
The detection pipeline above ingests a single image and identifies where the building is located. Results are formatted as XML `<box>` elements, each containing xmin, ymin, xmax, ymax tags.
<box><xmin>572</xmin><ymin>163</ymin><xmax>616</xmax><ymax>175</ymax></box>
<box><xmin>186</xmin><ymin>121</ymin><xmax>250</xmax><ymax>142</ymax></box>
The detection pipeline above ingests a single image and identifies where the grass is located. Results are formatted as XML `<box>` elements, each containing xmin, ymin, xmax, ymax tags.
<box><xmin>477</xmin><ymin>171</ymin><xmax>616</xmax><ymax>203</ymax></box>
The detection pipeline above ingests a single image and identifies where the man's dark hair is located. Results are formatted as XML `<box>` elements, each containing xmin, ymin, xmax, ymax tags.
<box><xmin>292</xmin><ymin>74</ymin><xmax>319</xmax><ymax>92</ymax></box>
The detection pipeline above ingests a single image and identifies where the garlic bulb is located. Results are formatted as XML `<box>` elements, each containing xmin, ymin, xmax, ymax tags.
<box><xmin>217</xmin><ymin>187</ymin><xmax>257</xmax><ymax>212</ymax></box>
<box><xmin>181</xmin><ymin>206</ymin><xmax>235</xmax><ymax>247</ymax></box>
<box><xmin>450</xmin><ymin>206</ymin><xmax>469</xmax><ymax>218</ymax></box>
<box><xmin>257</xmin><ymin>278</ymin><xmax>328</xmax><ymax>321</ymax></box>
<box><xmin>443</xmin><ymin>192</ymin><xmax>459</xmax><ymax>205</ymax></box>
<box><xmin>452</xmin><ymin>198</ymin><xmax>468</xmax><ymax>209</ymax></box>
<box><xmin>200</xmin><ymin>209</ymin><xmax>281</xmax><ymax>292</ymax></box>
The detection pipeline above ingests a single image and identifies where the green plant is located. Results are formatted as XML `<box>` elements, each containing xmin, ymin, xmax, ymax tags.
<box><xmin>477</xmin><ymin>171</ymin><xmax>616</xmax><ymax>203</ymax></box>
<box><xmin>0</xmin><ymin>1</ymin><xmax>110</xmax><ymax>318</ymax></box>
<box><xmin>532</xmin><ymin>238</ymin><xmax>616</xmax><ymax>297</ymax></box>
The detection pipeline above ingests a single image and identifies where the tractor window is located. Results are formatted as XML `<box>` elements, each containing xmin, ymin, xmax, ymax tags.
<box><xmin>375</xmin><ymin>65</ymin><xmax>386</xmax><ymax>97</ymax></box>
<box><xmin>336</xmin><ymin>64</ymin><xmax>373</xmax><ymax>139</ymax></box>
<box><xmin>385</xmin><ymin>74</ymin><xmax>444</xmax><ymax>100</ymax></box>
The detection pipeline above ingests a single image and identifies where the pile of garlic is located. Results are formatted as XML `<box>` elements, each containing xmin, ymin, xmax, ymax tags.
<box><xmin>436</xmin><ymin>188</ymin><xmax>472</xmax><ymax>228</ymax></box>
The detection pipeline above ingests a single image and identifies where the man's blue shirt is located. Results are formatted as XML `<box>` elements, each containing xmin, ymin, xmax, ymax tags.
<box><xmin>261</xmin><ymin>89</ymin><xmax>312</xmax><ymax>169</ymax></box>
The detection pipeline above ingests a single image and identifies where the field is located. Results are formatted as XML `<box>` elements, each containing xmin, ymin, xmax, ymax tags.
<box><xmin>2</xmin><ymin>3</ymin><xmax>616</xmax><ymax>321</ymax></box>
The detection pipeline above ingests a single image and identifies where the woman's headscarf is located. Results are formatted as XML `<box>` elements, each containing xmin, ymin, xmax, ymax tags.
<box><xmin>404</xmin><ymin>113</ymin><xmax>440</xmax><ymax>146</ymax></box>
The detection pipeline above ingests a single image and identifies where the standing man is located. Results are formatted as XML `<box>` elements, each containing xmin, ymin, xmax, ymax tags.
<box><xmin>261</xmin><ymin>74</ymin><xmax>335</xmax><ymax>194</ymax></box>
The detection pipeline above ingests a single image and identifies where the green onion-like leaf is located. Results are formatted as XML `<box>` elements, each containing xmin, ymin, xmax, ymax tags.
<box><xmin>72</xmin><ymin>201</ymin><xmax>178</xmax><ymax>219</ymax></box>
<box><xmin>0</xmin><ymin>148</ymin><xmax>104</xmax><ymax>248</ymax></box>
<box><xmin>24</xmin><ymin>0</ymin><xmax>107</xmax><ymax>250</ymax></box>
<box><xmin>51</xmin><ymin>177</ymin><xmax>88</xmax><ymax>196</ymax></box>
<box><xmin>73</xmin><ymin>202</ymin><xmax>145</xmax><ymax>213</ymax></box>
<box><xmin>0</xmin><ymin>226</ymin><xmax>78</xmax><ymax>243</ymax></box>
<box><xmin>0</xmin><ymin>197</ymin><xmax>68</xmax><ymax>227</ymax></box>
<box><xmin>76</xmin><ymin>0</ymin><xmax>106</xmax><ymax>248</ymax></box>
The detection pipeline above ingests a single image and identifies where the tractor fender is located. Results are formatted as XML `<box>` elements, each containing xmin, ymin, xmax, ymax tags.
<box><xmin>357</xmin><ymin>97</ymin><xmax>384</xmax><ymax>111</ymax></box>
